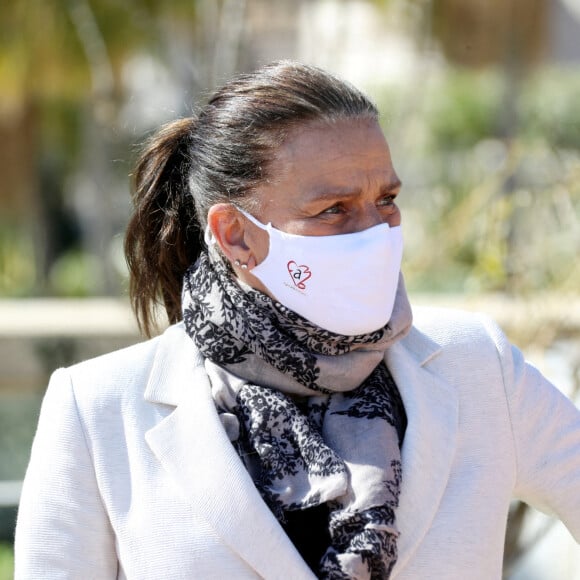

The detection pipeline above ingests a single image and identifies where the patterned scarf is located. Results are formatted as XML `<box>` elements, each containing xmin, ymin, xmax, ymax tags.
<box><xmin>182</xmin><ymin>250</ymin><xmax>413</xmax><ymax>579</ymax></box>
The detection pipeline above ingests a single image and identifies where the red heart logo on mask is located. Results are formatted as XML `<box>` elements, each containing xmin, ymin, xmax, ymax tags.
<box><xmin>287</xmin><ymin>261</ymin><xmax>312</xmax><ymax>290</ymax></box>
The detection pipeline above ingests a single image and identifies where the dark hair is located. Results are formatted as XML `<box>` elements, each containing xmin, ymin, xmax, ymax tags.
<box><xmin>125</xmin><ymin>60</ymin><xmax>378</xmax><ymax>336</ymax></box>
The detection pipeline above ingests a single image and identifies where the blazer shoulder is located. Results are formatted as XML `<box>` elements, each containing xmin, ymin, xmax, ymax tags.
<box><xmin>406</xmin><ymin>306</ymin><xmax>516</xmax><ymax>398</ymax></box>
<box><xmin>410</xmin><ymin>305</ymin><xmax>507</xmax><ymax>355</ymax></box>
<box><xmin>67</xmin><ymin>333</ymin><xmax>161</xmax><ymax>383</ymax></box>
<box><xmin>55</xmin><ymin>323</ymin><xmax>189</xmax><ymax>406</ymax></box>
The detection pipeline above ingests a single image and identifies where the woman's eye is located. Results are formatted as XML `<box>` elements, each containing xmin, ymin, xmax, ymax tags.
<box><xmin>320</xmin><ymin>204</ymin><xmax>343</xmax><ymax>215</ymax></box>
<box><xmin>378</xmin><ymin>196</ymin><xmax>397</xmax><ymax>208</ymax></box>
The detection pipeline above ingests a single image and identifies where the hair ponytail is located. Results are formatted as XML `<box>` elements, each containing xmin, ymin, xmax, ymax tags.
<box><xmin>125</xmin><ymin>117</ymin><xmax>202</xmax><ymax>337</ymax></box>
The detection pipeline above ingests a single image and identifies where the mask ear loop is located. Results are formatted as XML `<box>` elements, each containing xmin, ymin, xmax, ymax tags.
<box><xmin>205</xmin><ymin>224</ymin><xmax>228</xmax><ymax>267</ymax></box>
<box><xmin>233</xmin><ymin>206</ymin><xmax>271</xmax><ymax>231</ymax></box>
<box><xmin>204</xmin><ymin>225</ymin><xmax>217</xmax><ymax>246</ymax></box>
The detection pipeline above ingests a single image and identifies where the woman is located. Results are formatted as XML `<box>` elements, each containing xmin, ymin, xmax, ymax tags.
<box><xmin>14</xmin><ymin>61</ymin><xmax>580</xmax><ymax>579</ymax></box>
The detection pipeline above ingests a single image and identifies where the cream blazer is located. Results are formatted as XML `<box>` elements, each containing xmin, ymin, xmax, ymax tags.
<box><xmin>14</xmin><ymin>307</ymin><xmax>580</xmax><ymax>579</ymax></box>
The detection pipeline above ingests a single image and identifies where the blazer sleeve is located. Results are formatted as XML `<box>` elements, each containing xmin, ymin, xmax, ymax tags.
<box><xmin>14</xmin><ymin>368</ymin><xmax>118</xmax><ymax>579</ymax></box>
<box><xmin>483</xmin><ymin>315</ymin><xmax>580</xmax><ymax>541</ymax></box>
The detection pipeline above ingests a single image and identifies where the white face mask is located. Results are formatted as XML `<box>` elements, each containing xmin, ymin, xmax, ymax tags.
<box><xmin>238</xmin><ymin>208</ymin><xmax>404</xmax><ymax>336</ymax></box>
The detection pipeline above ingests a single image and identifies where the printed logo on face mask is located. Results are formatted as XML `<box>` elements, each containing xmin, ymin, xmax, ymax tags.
<box><xmin>287</xmin><ymin>261</ymin><xmax>312</xmax><ymax>290</ymax></box>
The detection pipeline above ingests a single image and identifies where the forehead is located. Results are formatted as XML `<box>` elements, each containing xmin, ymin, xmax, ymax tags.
<box><xmin>266</xmin><ymin>118</ymin><xmax>396</xmax><ymax>191</ymax></box>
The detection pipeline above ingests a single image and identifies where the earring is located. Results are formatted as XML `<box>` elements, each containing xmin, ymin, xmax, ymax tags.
<box><xmin>234</xmin><ymin>259</ymin><xmax>249</xmax><ymax>270</ymax></box>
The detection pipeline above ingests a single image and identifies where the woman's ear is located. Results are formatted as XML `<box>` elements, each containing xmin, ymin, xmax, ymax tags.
<box><xmin>207</xmin><ymin>204</ymin><xmax>250</xmax><ymax>266</ymax></box>
<box><xmin>207</xmin><ymin>203</ymin><xmax>272</xmax><ymax>295</ymax></box>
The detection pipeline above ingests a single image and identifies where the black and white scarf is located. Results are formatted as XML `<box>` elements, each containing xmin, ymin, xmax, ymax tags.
<box><xmin>182</xmin><ymin>250</ymin><xmax>413</xmax><ymax>579</ymax></box>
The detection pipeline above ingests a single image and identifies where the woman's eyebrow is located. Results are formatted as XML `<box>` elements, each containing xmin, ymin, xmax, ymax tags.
<box><xmin>306</xmin><ymin>188</ymin><xmax>362</xmax><ymax>202</ymax></box>
<box><xmin>382</xmin><ymin>179</ymin><xmax>402</xmax><ymax>193</ymax></box>
<box><xmin>306</xmin><ymin>179</ymin><xmax>402</xmax><ymax>202</ymax></box>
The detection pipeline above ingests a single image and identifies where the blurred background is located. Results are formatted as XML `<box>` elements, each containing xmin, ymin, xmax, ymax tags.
<box><xmin>0</xmin><ymin>0</ymin><xmax>579</xmax><ymax>578</ymax></box>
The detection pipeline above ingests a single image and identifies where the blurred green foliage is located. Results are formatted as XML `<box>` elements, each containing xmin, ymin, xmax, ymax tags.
<box><xmin>0</xmin><ymin>226</ymin><xmax>35</xmax><ymax>298</ymax></box>
<box><xmin>377</xmin><ymin>68</ymin><xmax>580</xmax><ymax>295</ymax></box>
<box><xmin>425</xmin><ymin>71</ymin><xmax>504</xmax><ymax>149</ymax></box>
<box><xmin>0</xmin><ymin>0</ymin><xmax>199</xmax><ymax>99</ymax></box>
<box><xmin>520</xmin><ymin>71</ymin><xmax>580</xmax><ymax>149</ymax></box>
<box><xmin>0</xmin><ymin>542</ymin><xmax>13</xmax><ymax>580</ymax></box>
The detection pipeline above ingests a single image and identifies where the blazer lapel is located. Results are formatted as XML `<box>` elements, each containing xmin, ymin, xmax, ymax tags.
<box><xmin>143</xmin><ymin>325</ymin><xmax>314</xmax><ymax>580</ymax></box>
<box><xmin>386</xmin><ymin>327</ymin><xmax>459</xmax><ymax>577</ymax></box>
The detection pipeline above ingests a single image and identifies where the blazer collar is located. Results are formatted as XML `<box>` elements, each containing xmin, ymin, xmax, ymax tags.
<box><xmin>386</xmin><ymin>325</ymin><xmax>459</xmax><ymax>577</ymax></box>
<box><xmin>143</xmin><ymin>323</ymin><xmax>196</xmax><ymax>407</ymax></box>
<box><xmin>144</xmin><ymin>324</ymin><xmax>315</xmax><ymax>579</ymax></box>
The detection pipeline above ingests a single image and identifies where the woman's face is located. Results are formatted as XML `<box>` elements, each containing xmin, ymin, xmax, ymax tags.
<box><xmin>208</xmin><ymin>118</ymin><xmax>402</xmax><ymax>294</ymax></box>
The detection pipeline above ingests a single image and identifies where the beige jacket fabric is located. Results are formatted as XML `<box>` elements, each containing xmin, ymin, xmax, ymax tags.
<box><xmin>14</xmin><ymin>307</ymin><xmax>580</xmax><ymax>579</ymax></box>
